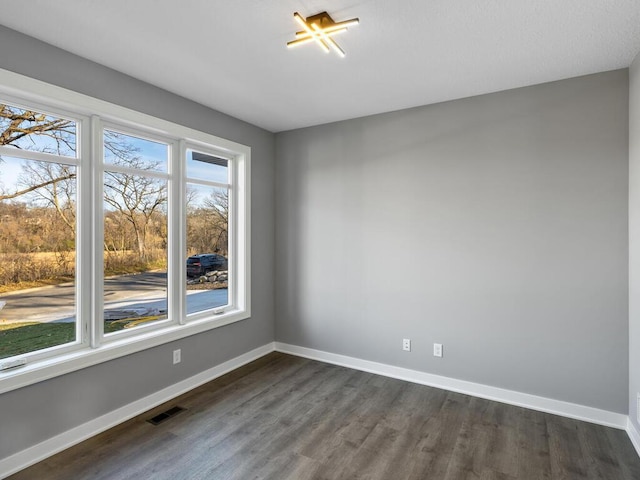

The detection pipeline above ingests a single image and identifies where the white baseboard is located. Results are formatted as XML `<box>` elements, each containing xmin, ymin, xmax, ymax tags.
<box><xmin>628</xmin><ymin>418</ymin><xmax>640</xmax><ymax>458</ymax></box>
<box><xmin>275</xmin><ymin>342</ymin><xmax>628</xmax><ymax>430</ymax></box>
<box><xmin>0</xmin><ymin>342</ymin><xmax>276</xmax><ymax>480</ymax></box>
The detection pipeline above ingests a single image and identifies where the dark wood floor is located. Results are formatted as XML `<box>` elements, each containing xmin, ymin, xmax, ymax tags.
<box><xmin>9</xmin><ymin>352</ymin><xmax>640</xmax><ymax>479</ymax></box>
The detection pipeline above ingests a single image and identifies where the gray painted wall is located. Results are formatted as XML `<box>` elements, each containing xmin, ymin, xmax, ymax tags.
<box><xmin>0</xmin><ymin>25</ymin><xmax>275</xmax><ymax>460</ymax></box>
<box><xmin>630</xmin><ymin>53</ymin><xmax>640</xmax><ymax>432</ymax></box>
<box><xmin>275</xmin><ymin>70</ymin><xmax>629</xmax><ymax>413</ymax></box>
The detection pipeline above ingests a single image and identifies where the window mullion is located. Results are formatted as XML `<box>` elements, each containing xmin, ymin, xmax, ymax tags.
<box><xmin>0</xmin><ymin>145</ymin><xmax>80</xmax><ymax>165</ymax></box>
<box><xmin>228</xmin><ymin>158</ymin><xmax>237</xmax><ymax>310</ymax></box>
<box><xmin>237</xmin><ymin>153</ymin><xmax>250</xmax><ymax>315</ymax></box>
<box><xmin>102</xmin><ymin>163</ymin><xmax>170</xmax><ymax>179</ymax></box>
<box><xmin>76</xmin><ymin>115</ymin><xmax>92</xmax><ymax>348</ymax></box>
<box><xmin>90</xmin><ymin>115</ymin><xmax>105</xmax><ymax>347</ymax></box>
<box><xmin>170</xmin><ymin>140</ymin><xmax>186</xmax><ymax>324</ymax></box>
<box><xmin>185</xmin><ymin>178</ymin><xmax>230</xmax><ymax>189</ymax></box>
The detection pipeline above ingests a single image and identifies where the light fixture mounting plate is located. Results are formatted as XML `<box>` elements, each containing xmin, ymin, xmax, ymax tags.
<box><xmin>287</xmin><ymin>10</ymin><xmax>359</xmax><ymax>57</ymax></box>
<box><xmin>303</xmin><ymin>11</ymin><xmax>335</xmax><ymax>29</ymax></box>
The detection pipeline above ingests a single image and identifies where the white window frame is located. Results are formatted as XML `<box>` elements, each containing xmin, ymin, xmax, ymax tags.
<box><xmin>0</xmin><ymin>95</ymin><xmax>91</xmax><ymax>361</ymax></box>
<box><xmin>184</xmin><ymin>144</ymin><xmax>235</xmax><ymax>321</ymax></box>
<box><xmin>0</xmin><ymin>68</ymin><xmax>251</xmax><ymax>394</ymax></box>
<box><xmin>98</xmin><ymin>121</ymin><xmax>176</xmax><ymax>344</ymax></box>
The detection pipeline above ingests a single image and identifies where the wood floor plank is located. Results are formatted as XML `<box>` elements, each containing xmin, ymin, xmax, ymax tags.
<box><xmin>337</xmin><ymin>424</ymin><xmax>402</xmax><ymax>479</ymax></box>
<box><xmin>442</xmin><ymin>397</ymin><xmax>494</xmax><ymax>480</ymax></box>
<box><xmin>7</xmin><ymin>353</ymin><xmax>640</xmax><ymax>480</ymax></box>
<box><xmin>577</xmin><ymin>420</ymin><xmax>624</xmax><ymax>479</ymax></box>
<box><xmin>479</xmin><ymin>469</ymin><xmax>518</xmax><ymax>480</ymax></box>
<box><xmin>604</xmin><ymin>426</ymin><xmax>640</xmax><ymax>479</ymax></box>
<box><xmin>547</xmin><ymin>415</ymin><xmax>590</xmax><ymax>479</ymax></box>
<box><xmin>263</xmin><ymin>452</ymin><xmax>323</xmax><ymax>480</ymax></box>
<box><xmin>479</xmin><ymin>401</ymin><xmax>520</xmax><ymax>477</ymax></box>
<box><xmin>516</xmin><ymin>408</ymin><xmax>552</xmax><ymax>479</ymax></box>
<box><xmin>336</xmin><ymin>377</ymin><xmax>407</xmax><ymax>448</ymax></box>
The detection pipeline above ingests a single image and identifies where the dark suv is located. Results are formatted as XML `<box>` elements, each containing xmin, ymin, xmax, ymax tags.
<box><xmin>186</xmin><ymin>254</ymin><xmax>228</xmax><ymax>278</ymax></box>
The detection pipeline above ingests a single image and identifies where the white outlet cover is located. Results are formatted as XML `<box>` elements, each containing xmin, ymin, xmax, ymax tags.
<box><xmin>433</xmin><ymin>343</ymin><xmax>443</xmax><ymax>357</ymax></box>
<box><xmin>637</xmin><ymin>392</ymin><xmax>640</xmax><ymax>424</ymax></box>
<box><xmin>402</xmin><ymin>339</ymin><xmax>411</xmax><ymax>352</ymax></box>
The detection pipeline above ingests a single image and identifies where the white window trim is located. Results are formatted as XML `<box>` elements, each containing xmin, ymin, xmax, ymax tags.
<box><xmin>0</xmin><ymin>68</ymin><xmax>251</xmax><ymax>394</ymax></box>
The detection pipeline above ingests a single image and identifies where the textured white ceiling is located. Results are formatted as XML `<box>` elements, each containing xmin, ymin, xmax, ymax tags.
<box><xmin>1</xmin><ymin>0</ymin><xmax>639</xmax><ymax>132</ymax></box>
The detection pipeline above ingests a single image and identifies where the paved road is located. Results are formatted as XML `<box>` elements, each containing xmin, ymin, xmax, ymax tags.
<box><xmin>0</xmin><ymin>272</ymin><xmax>228</xmax><ymax>323</ymax></box>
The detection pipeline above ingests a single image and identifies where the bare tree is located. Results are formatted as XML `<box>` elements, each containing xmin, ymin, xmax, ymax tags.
<box><xmin>185</xmin><ymin>187</ymin><xmax>229</xmax><ymax>255</ymax></box>
<box><xmin>103</xmin><ymin>131</ymin><xmax>167</xmax><ymax>260</ymax></box>
<box><xmin>204</xmin><ymin>189</ymin><xmax>228</xmax><ymax>252</ymax></box>
<box><xmin>18</xmin><ymin>161</ymin><xmax>76</xmax><ymax>234</ymax></box>
<box><xmin>203</xmin><ymin>189</ymin><xmax>229</xmax><ymax>227</ymax></box>
<box><xmin>2</xmin><ymin>106</ymin><xmax>168</xmax><ymax>262</ymax></box>
<box><xmin>104</xmin><ymin>170</ymin><xmax>166</xmax><ymax>260</ymax></box>
<box><xmin>0</xmin><ymin>104</ymin><xmax>75</xmax><ymax>153</ymax></box>
<box><xmin>0</xmin><ymin>104</ymin><xmax>77</xmax><ymax>201</ymax></box>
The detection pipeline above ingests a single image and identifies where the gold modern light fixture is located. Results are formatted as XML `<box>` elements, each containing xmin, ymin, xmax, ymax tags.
<box><xmin>287</xmin><ymin>11</ymin><xmax>359</xmax><ymax>57</ymax></box>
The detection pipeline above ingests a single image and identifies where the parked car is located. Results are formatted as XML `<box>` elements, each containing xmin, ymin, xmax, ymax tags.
<box><xmin>186</xmin><ymin>254</ymin><xmax>228</xmax><ymax>277</ymax></box>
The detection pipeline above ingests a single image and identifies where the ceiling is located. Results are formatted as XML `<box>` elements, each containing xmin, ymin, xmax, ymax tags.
<box><xmin>1</xmin><ymin>0</ymin><xmax>639</xmax><ymax>133</ymax></box>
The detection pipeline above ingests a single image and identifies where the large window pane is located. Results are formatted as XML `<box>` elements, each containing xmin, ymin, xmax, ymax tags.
<box><xmin>186</xmin><ymin>184</ymin><xmax>229</xmax><ymax>314</ymax></box>
<box><xmin>0</xmin><ymin>103</ymin><xmax>77</xmax><ymax>157</ymax></box>
<box><xmin>103</xmin><ymin>130</ymin><xmax>169</xmax><ymax>334</ymax></box>
<box><xmin>0</xmin><ymin>156</ymin><xmax>77</xmax><ymax>359</ymax></box>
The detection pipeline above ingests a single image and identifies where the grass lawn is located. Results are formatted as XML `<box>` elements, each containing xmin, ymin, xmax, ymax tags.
<box><xmin>0</xmin><ymin>317</ymin><xmax>161</xmax><ymax>360</ymax></box>
<box><xmin>0</xmin><ymin>323</ymin><xmax>75</xmax><ymax>359</ymax></box>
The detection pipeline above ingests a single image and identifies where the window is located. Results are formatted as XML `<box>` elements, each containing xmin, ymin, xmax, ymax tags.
<box><xmin>0</xmin><ymin>104</ymin><xmax>82</xmax><ymax>361</ymax></box>
<box><xmin>102</xmin><ymin>129</ymin><xmax>170</xmax><ymax>335</ymax></box>
<box><xmin>186</xmin><ymin>149</ymin><xmax>231</xmax><ymax>317</ymax></box>
<box><xmin>0</xmin><ymin>69</ymin><xmax>250</xmax><ymax>393</ymax></box>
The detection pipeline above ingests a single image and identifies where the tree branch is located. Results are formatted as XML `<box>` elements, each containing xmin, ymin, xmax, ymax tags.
<box><xmin>0</xmin><ymin>173</ymin><xmax>76</xmax><ymax>201</ymax></box>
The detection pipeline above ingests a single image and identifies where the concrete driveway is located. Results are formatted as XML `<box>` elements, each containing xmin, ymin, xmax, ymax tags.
<box><xmin>0</xmin><ymin>272</ymin><xmax>228</xmax><ymax>323</ymax></box>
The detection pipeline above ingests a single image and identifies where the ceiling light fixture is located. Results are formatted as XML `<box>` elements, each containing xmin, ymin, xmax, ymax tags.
<box><xmin>287</xmin><ymin>11</ymin><xmax>359</xmax><ymax>57</ymax></box>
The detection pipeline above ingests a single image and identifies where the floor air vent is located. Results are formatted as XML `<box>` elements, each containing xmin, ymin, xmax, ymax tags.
<box><xmin>147</xmin><ymin>406</ymin><xmax>186</xmax><ymax>426</ymax></box>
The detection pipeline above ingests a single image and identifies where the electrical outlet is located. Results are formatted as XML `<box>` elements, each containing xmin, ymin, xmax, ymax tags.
<box><xmin>402</xmin><ymin>338</ymin><xmax>411</xmax><ymax>352</ymax></box>
<box><xmin>433</xmin><ymin>343</ymin><xmax>443</xmax><ymax>357</ymax></box>
<box><xmin>637</xmin><ymin>393</ymin><xmax>640</xmax><ymax>424</ymax></box>
<box><xmin>173</xmin><ymin>349</ymin><xmax>181</xmax><ymax>365</ymax></box>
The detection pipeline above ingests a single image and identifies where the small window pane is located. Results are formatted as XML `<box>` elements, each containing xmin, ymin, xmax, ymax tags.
<box><xmin>104</xmin><ymin>130</ymin><xmax>168</xmax><ymax>172</ymax></box>
<box><xmin>186</xmin><ymin>184</ymin><xmax>229</xmax><ymax>314</ymax></box>
<box><xmin>186</xmin><ymin>149</ymin><xmax>228</xmax><ymax>183</ymax></box>
<box><xmin>0</xmin><ymin>103</ymin><xmax>77</xmax><ymax>157</ymax></box>
<box><xmin>0</xmin><ymin>156</ymin><xmax>77</xmax><ymax>359</ymax></box>
<box><xmin>103</xmin><ymin>171</ymin><xmax>168</xmax><ymax>334</ymax></box>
